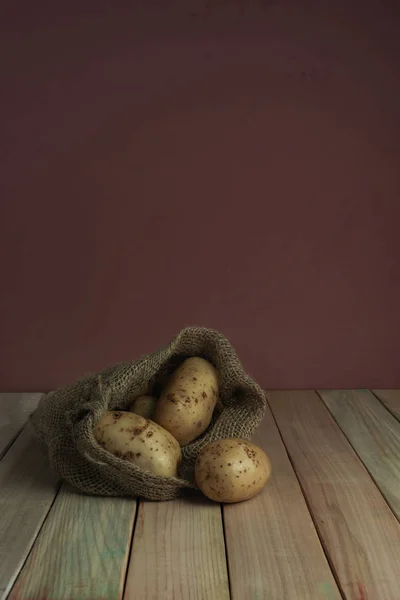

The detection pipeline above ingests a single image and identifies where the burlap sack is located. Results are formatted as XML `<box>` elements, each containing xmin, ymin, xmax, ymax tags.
<box><xmin>31</xmin><ymin>326</ymin><xmax>266</xmax><ymax>501</ymax></box>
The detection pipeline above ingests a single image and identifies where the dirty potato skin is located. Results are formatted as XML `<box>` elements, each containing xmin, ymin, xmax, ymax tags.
<box><xmin>195</xmin><ymin>439</ymin><xmax>271</xmax><ymax>503</ymax></box>
<box><xmin>153</xmin><ymin>357</ymin><xmax>219</xmax><ymax>446</ymax></box>
<box><xmin>128</xmin><ymin>395</ymin><xmax>157</xmax><ymax>420</ymax></box>
<box><xmin>93</xmin><ymin>411</ymin><xmax>181</xmax><ymax>478</ymax></box>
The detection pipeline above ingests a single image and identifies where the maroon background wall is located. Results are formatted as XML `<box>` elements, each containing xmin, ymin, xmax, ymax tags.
<box><xmin>1</xmin><ymin>1</ymin><xmax>400</xmax><ymax>392</ymax></box>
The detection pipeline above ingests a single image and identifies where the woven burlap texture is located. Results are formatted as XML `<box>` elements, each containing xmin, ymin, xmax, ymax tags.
<box><xmin>30</xmin><ymin>326</ymin><xmax>267</xmax><ymax>501</ymax></box>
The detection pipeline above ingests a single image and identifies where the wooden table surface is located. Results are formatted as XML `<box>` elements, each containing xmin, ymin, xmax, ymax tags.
<box><xmin>1</xmin><ymin>390</ymin><xmax>400</xmax><ymax>599</ymax></box>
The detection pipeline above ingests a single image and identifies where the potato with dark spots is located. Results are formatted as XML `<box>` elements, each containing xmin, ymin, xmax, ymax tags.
<box><xmin>93</xmin><ymin>411</ymin><xmax>181</xmax><ymax>477</ymax></box>
<box><xmin>153</xmin><ymin>357</ymin><xmax>219</xmax><ymax>445</ymax></box>
<box><xmin>195</xmin><ymin>439</ymin><xmax>271</xmax><ymax>503</ymax></box>
<box><xmin>128</xmin><ymin>395</ymin><xmax>157</xmax><ymax>420</ymax></box>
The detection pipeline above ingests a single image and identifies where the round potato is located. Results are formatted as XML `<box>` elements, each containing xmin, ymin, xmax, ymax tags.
<box><xmin>153</xmin><ymin>357</ymin><xmax>219</xmax><ymax>446</ymax></box>
<box><xmin>128</xmin><ymin>396</ymin><xmax>157</xmax><ymax>420</ymax></box>
<box><xmin>195</xmin><ymin>438</ymin><xmax>271</xmax><ymax>503</ymax></box>
<box><xmin>93</xmin><ymin>411</ymin><xmax>181</xmax><ymax>478</ymax></box>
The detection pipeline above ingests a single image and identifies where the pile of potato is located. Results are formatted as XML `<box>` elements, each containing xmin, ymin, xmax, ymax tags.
<box><xmin>94</xmin><ymin>357</ymin><xmax>271</xmax><ymax>503</ymax></box>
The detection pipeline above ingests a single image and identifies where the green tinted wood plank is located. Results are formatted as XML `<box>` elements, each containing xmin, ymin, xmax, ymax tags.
<box><xmin>223</xmin><ymin>403</ymin><xmax>341</xmax><ymax>600</ymax></box>
<box><xmin>0</xmin><ymin>393</ymin><xmax>41</xmax><ymax>459</ymax></box>
<box><xmin>9</xmin><ymin>484</ymin><xmax>137</xmax><ymax>600</ymax></box>
<box><xmin>125</xmin><ymin>497</ymin><xmax>230</xmax><ymax>600</ymax></box>
<box><xmin>372</xmin><ymin>390</ymin><xmax>400</xmax><ymax>422</ymax></box>
<box><xmin>269</xmin><ymin>390</ymin><xmax>400</xmax><ymax>600</ymax></box>
<box><xmin>0</xmin><ymin>422</ymin><xmax>60</xmax><ymax>600</ymax></box>
<box><xmin>319</xmin><ymin>389</ymin><xmax>400</xmax><ymax>520</ymax></box>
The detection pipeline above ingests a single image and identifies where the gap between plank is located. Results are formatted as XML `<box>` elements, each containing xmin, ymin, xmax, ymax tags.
<box><xmin>370</xmin><ymin>390</ymin><xmax>400</xmax><ymax>423</ymax></box>
<box><xmin>315</xmin><ymin>390</ymin><xmax>400</xmax><ymax>527</ymax></box>
<box><xmin>220</xmin><ymin>503</ymin><xmax>233</xmax><ymax>600</ymax></box>
<box><xmin>121</xmin><ymin>499</ymin><xmax>142</xmax><ymax>600</ymax></box>
<box><xmin>0</xmin><ymin>423</ymin><xmax>27</xmax><ymax>462</ymax></box>
<box><xmin>0</xmin><ymin>395</ymin><xmax>42</xmax><ymax>462</ymax></box>
<box><xmin>266</xmin><ymin>392</ymin><xmax>346</xmax><ymax>600</ymax></box>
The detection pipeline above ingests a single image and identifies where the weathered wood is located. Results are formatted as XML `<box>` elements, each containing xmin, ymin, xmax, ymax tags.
<box><xmin>125</xmin><ymin>497</ymin><xmax>230</xmax><ymax>600</ymax></box>
<box><xmin>9</xmin><ymin>484</ymin><xmax>137</xmax><ymax>600</ymax></box>
<box><xmin>372</xmin><ymin>389</ymin><xmax>400</xmax><ymax>422</ymax></box>
<box><xmin>319</xmin><ymin>389</ymin><xmax>400</xmax><ymax>520</ymax></box>
<box><xmin>269</xmin><ymin>390</ymin><xmax>400</xmax><ymax>600</ymax></box>
<box><xmin>0</xmin><ymin>422</ymin><xmax>60</xmax><ymax>600</ymax></box>
<box><xmin>223</xmin><ymin>403</ymin><xmax>341</xmax><ymax>600</ymax></box>
<box><xmin>0</xmin><ymin>393</ymin><xmax>41</xmax><ymax>459</ymax></box>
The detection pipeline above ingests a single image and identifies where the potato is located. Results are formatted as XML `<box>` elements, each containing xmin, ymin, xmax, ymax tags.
<box><xmin>153</xmin><ymin>357</ymin><xmax>219</xmax><ymax>446</ymax></box>
<box><xmin>93</xmin><ymin>411</ymin><xmax>181</xmax><ymax>478</ymax></box>
<box><xmin>195</xmin><ymin>439</ymin><xmax>271</xmax><ymax>503</ymax></box>
<box><xmin>128</xmin><ymin>395</ymin><xmax>157</xmax><ymax>420</ymax></box>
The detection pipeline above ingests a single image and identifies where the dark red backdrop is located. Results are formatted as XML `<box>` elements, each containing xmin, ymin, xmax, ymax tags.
<box><xmin>1</xmin><ymin>1</ymin><xmax>400</xmax><ymax>391</ymax></box>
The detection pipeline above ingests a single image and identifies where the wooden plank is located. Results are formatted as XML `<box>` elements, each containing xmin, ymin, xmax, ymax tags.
<box><xmin>125</xmin><ymin>496</ymin><xmax>230</xmax><ymax>600</ymax></box>
<box><xmin>9</xmin><ymin>484</ymin><xmax>137</xmax><ymax>600</ymax></box>
<box><xmin>223</xmin><ymin>404</ymin><xmax>341</xmax><ymax>600</ymax></box>
<box><xmin>0</xmin><ymin>393</ymin><xmax>41</xmax><ymax>459</ymax></box>
<box><xmin>0</xmin><ymin>422</ymin><xmax>60</xmax><ymax>600</ymax></box>
<box><xmin>268</xmin><ymin>390</ymin><xmax>400</xmax><ymax>600</ymax></box>
<box><xmin>372</xmin><ymin>389</ymin><xmax>400</xmax><ymax>422</ymax></box>
<box><xmin>319</xmin><ymin>389</ymin><xmax>400</xmax><ymax>520</ymax></box>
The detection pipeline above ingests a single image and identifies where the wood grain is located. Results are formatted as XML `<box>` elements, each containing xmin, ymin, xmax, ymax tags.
<box><xmin>372</xmin><ymin>390</ymin><xmax>400</xmax><ymax>422</ymax></box>
<box><xmin>125</xmin><ymin>496</ymin><xmax>230</xmax><ymax>600</ymax></box>
<box><xmin>268</xmin><ymin>390</ymin><xmax>400</xmax><ymax>600</ymax></box>
<box><xmin>0</xmin><ymin>422</ymin><xmax>60</xmax><ymax>600</ymax></box>
<box><xmin>223</xmin><ymin>403</ymin><xmax>341</xmax><ymax>600</ymax></box>
<box><xmin>319</xmin><ymin>389</ymin><xmax>400</xmax><ymax>521</ymax></box>
<box><xmin>10</xmin><ymin>484</ymin><xmax>137</xmax><ymax>600</ymax></box>
<box><xmin>0</xmin><ymin>393</ymin><xmax>41</xmax><ymax>459</ymax></box>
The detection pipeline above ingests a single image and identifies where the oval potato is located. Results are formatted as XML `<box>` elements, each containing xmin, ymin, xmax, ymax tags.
<box><xmin>128</xmin><ymin>395</ymin><xmax>157</xmax><ymax>420</ymax></box>
<box><xmin>153</xmin><ymin>357</ymin><xmax>219</xmax><ymax>446</ymax></box>
<box><xmin>94</xmin><ymin>411</ymin><xmax>181</xmax><ymax>478</ymax></box>
<box><xmin>195</xmin><ymin>438</ymin><xmax>271</xmax><ymax>503</ymax></box>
